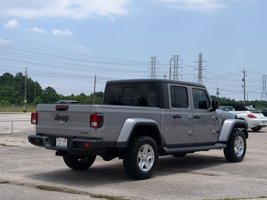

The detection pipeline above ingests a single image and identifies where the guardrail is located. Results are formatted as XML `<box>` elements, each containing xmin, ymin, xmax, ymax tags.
<box><xmin>0</xmin><ymin>120</ymin><xmax>32</xmax><ymax>134</ymax></box>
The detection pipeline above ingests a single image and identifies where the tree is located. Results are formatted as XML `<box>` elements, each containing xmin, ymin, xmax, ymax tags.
<box><xmin>42</xmin><ymin>87</ymin><xmax>60</xmax><ymax>103</ymax></box>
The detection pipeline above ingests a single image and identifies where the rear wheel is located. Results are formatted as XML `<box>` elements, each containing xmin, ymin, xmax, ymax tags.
<box><xmin>123</xmin><ymin>136</ymin><xmax>158</xmax><ymax>180</ymax></box>
<box><xmin>63</xmin><ymin>154</ymin><xmax>96</xmax><ymax>170</ymax></box>
<box><xmin>224</xmin><ymin>130</ymin><xmax>246</xmax><ymax>162</ymax></box>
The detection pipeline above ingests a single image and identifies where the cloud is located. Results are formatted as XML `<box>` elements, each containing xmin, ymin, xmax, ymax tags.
<box><xmin>31</xmin><ymin>27</ymin><xmax>73</xmax><ymax>36</ymax></box>
<box><xmin>0</xmin><ymin>38</ymin><xmax>12</xmax><ymax>46</ymax></box>
<box><xmin>52</xmin><ymin>28</ymin><xmax>73</xmax><ymax>36</ymax></box>
<box><xmin>74</xmin><ymin>44</ymin><xmax>89</xmax><ymax>53</ymax></box>
<box><xmin>4</xmin><ymin>18</ymin><xmax>18</xmax><ymax>29</ymax></box>
<box><xmin>156</xmin><ymin>0</ymin><xmax>227</xmax><ymax>11</ymax></box>
<box><xmin>0</xmin><ymin>0</ymin><xmax>129</xmax><ymax>19</ymax></box>
<box><xmin>32</xmin><ymin>27</ymin><xmax>47</xmax><ymax>33</ymax></box>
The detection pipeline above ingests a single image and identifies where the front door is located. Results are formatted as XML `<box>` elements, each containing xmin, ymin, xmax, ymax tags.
<box><xmin>192</xmin><ymin>88</ymin><xmax>218</xmax><ymax>143</ymax></box>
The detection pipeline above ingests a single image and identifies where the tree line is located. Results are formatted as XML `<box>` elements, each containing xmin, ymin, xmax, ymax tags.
<box><xmin>0</xmin><ymin>72</ymin><xmax>266</xmax><ymax>109</ymax></box>
<box><xmin>0</xmin><ymin>73</ymin><xmax>103</xmax><ymax>106</ymax></box>
<box><xmin>211</xmin><ymin>96</ymin><xmax>267</xmax><ymax>110</ymax></box>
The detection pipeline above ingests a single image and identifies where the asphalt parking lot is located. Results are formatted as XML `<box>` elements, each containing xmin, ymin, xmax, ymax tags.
<box><xmin>0</xmin><ymin>113</ymin><xmax>267</xmax><ymax>200</ymax></box>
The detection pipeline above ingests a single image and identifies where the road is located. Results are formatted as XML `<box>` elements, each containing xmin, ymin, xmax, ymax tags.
<box><xmin>0</xmin><ymin>113</ymin><xmax>267</xmax><ymax>200</ymax></box>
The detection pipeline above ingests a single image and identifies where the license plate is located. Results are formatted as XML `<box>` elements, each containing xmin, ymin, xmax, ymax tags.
<box><xmin>56</xmin><ymin>137</ymin><xmax>67</xmax><ymax>147</ymax></box>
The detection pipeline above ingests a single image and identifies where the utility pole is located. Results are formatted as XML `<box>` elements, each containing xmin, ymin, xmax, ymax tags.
<box><xmin>23</xmin><ymin>67</ymin><xmax>28</xmax><ymax>112</ymax></box>
<box><xmin>93</xmin><ymin>75</ymin><xmax>96</xmax><ymax>104</ymax></box>
<box><xmin>216</xmin><ymin>88</ymin><xmax>220</xmax><ymax>98</ymax></box>
<box><xmin>198</xmin><ymin>53</ymin><xmax>203</xmax><ymax>84</ymax></box>
<box><xmin>173</xmin><ymin>55</ymin><xmax>179</xmax><ymax>80</ymax></box>
<box><xmin>163</xmin><ymin>73</ymin><xmax>167</xmax><ymax>79</ymax></box>
<box><xmin>242</xmin><ymin>69</ymin><xmax>247</xmax><ymax>104</ymax></box>
<box><xmin>169</xmin><ymin>57</ymin><xmax>173</xmax><ymax>80</ymax></box>
<box><xmin>34</xmin><ymin>82</ymin><xmax>36</xmax><ymax>104</ymax></box>
<box><xmin>169</xmin><ymin>55</ymin><xmax>182</xmax><ymax>80</ymax></box>
<box><xmin>261</xmin><ymin>75</ymin><xmax>267</xmax><ymax>100</ymax></box>
<box><xmin>150</xmin><ymin>57</ymin><xmax>157</xmax><ymax>79</ymax></box>
<box><xmin>196</xmin><ymin>53</ymin><xmax>206</xmax><ymax>85</ymax></box>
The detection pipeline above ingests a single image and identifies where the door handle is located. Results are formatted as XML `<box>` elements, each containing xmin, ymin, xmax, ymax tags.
<box><xmin>194</xmin><ymin>115</ymin><xmax>201</xmax><ymax>119</ymax></box>
<box><xmin>173</xmin><ymin>114</ymin><xmax>181</xmax><ymax>119</ymax></box>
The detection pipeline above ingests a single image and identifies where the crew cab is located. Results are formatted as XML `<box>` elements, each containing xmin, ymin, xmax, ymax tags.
<box><xmin>29</xmin><ymin>79</ymin><xmax>248</xmax><ymax>179</ymax></box>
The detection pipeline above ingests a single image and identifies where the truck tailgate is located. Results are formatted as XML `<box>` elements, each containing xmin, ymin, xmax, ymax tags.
<box><xmin>36</xmin><ymin>104</ymin><xmax>94</xmax><ymax>137</ymax></box>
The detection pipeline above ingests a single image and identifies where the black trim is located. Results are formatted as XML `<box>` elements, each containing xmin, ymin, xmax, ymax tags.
<box><xmin>165</xmin><ymin>142</ymin><xmax>217</xmax><ymax>148</ymax></box>
<box><xmin>28</xmin><ymin>134</ymin><xmax>116</xmax><ymax>155</ymax></box>
<box><xmin>162</xmin><ymin>143</ymin><xmax>226</xmax><ymax>155</ymax></box>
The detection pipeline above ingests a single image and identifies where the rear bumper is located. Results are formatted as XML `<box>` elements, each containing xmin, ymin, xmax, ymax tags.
<box><xmin>247</xmin><ymin>118</ymin><xmax>267</xmax><ymax>128</ymax></box>
<box><xmin>28</xmin><ymin>134</ymin><xmax>116</xmax><ymax>155</ymax></box>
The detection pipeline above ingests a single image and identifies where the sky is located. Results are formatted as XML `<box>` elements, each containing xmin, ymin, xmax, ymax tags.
<box><xmin>0</xmin><ymin>0</ymin><xmax>266</xmax><ymax>101</ymax></box>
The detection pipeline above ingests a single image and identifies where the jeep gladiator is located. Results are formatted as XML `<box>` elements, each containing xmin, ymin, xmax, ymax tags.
<box><xmin>29</xmin><ymin>79</ymin><xmax>248</xmax><ymax>179</ymax></box>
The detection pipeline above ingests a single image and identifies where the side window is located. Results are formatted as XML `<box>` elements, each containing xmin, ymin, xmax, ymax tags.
<box><xmin>103</xmin><ymin>83</ymin><xmax>158</xmax><ymax>107</ymax></box>
<box><xmin>192</xmin><ymin>88</ymin><xmax>210</xmax><ymax>109</ymax></box>
<box><xmin>170</xmin><ymin>85</ymin><xmax>188</xmax><ymax>108</ymax></box>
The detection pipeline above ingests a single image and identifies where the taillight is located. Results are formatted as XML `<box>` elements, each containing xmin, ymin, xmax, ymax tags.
<box><xmin>247</xmin><ymin>113</ymin><xmax>256</xmax><ymax>118</ymax></box>
<box><xmin>31</xmin><ymin>112</ymin><xmax>38</xmax><ymax>124</ymax></box>
<box><xmin>90</xmin><ymin>113</ymin><xmax>104</xmax><ymax>128</ymax></box>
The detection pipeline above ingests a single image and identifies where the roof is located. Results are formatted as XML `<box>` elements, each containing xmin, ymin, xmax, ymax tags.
<box><xmin>106</xmin><ymin>79</ymin><xmax>205</xmax><ymax>88</ymax></box>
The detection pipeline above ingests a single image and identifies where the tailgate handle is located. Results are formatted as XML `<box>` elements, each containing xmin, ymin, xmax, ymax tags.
<box><xmin>56</xmin><ymin>104</ymin><xmax>69</xmax><ymax>111</ymax></box>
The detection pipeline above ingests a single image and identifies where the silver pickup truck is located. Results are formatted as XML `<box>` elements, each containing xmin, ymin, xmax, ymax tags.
<box><xmin>29</xmin><ymin>79</ymin><xmax>248</xmax><ymax>180</ymax></box>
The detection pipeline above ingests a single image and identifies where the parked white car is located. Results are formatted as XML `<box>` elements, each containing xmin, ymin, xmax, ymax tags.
<box><xmin>218</xmin><ymin>105</ymin><xmax>267</xmax><ymax>132</ymax></box>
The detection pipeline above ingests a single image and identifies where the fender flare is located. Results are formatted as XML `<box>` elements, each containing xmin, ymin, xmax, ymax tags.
<box><xmin>115</xmin><ymin>118</ymin><xmax>162</xmax><ymax>148</ymax></box>
<box><xmin>219</xmin><ymin>119</ymin><xmax>248</xmax><ymax>142</ymax></box>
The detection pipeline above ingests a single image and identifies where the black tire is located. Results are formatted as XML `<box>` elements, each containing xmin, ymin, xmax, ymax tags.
<box><xmin>123</xmin><ymin>136</ymin><xmax>158</xmax><ymax>180</ymax></box>
<box><xmin>224</xmin><ymin>130</ymin><xmax>246</xmax><ymax>162</ymax></box>
<box><xmin>63</xmin><ymin>154</ymin><xmax>96</xmax><ymax>170</ymax></box>
<box><xmin>251</xmin><ymin>127</ymin><xmax>262</xmax><ymax>132</ymax></box>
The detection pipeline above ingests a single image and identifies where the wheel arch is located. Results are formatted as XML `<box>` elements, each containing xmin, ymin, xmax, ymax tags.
<box><xmin>219</xmin><ymin>119</ymin><xmax>248</xmax><ymax>142</ymax></box>
<box><xmin>116</xmin><ymin>118</ymin><xmax>163</xmax><ymax>148</ymax></box>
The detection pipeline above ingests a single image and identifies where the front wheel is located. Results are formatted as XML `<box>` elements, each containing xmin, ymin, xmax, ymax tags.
<box><xmin>123</xmin><ymin>136</ymin><xmax>158</xmax><ymax>180</ymax></box>
<box><xmin>224</xmin><ymin>130</ymin><xmax>246</xmax><ymax>162</ymax></box>
<box><xmin>63</xmin><ymin>154</ymin><xmax>96</xmax><ymax>170</ymax></box>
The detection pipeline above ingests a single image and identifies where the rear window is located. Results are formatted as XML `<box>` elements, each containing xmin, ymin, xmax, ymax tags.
<box><xmin>103</xmin><ymin>82</ymin><xmax>158</xmax><ymax>107</ymax></box>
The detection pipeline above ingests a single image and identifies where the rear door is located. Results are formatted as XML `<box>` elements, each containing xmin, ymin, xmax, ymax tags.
<box><xmin>162</xmin><ymin>84</ymin><xmax>195</xmax><ymax>145</ymax></box>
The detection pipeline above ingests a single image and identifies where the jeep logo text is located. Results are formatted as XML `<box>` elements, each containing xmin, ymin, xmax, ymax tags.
<box><xmin>54</xmin><ymin>114</ymin><xmax>69</xmax><ymax>123</ymax></box>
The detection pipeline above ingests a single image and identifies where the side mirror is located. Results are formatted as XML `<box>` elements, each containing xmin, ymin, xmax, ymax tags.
<box><xmin>210</xmin><ymin>100</ymin><xmax>219</xmax><ymax>112</ymax></box>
